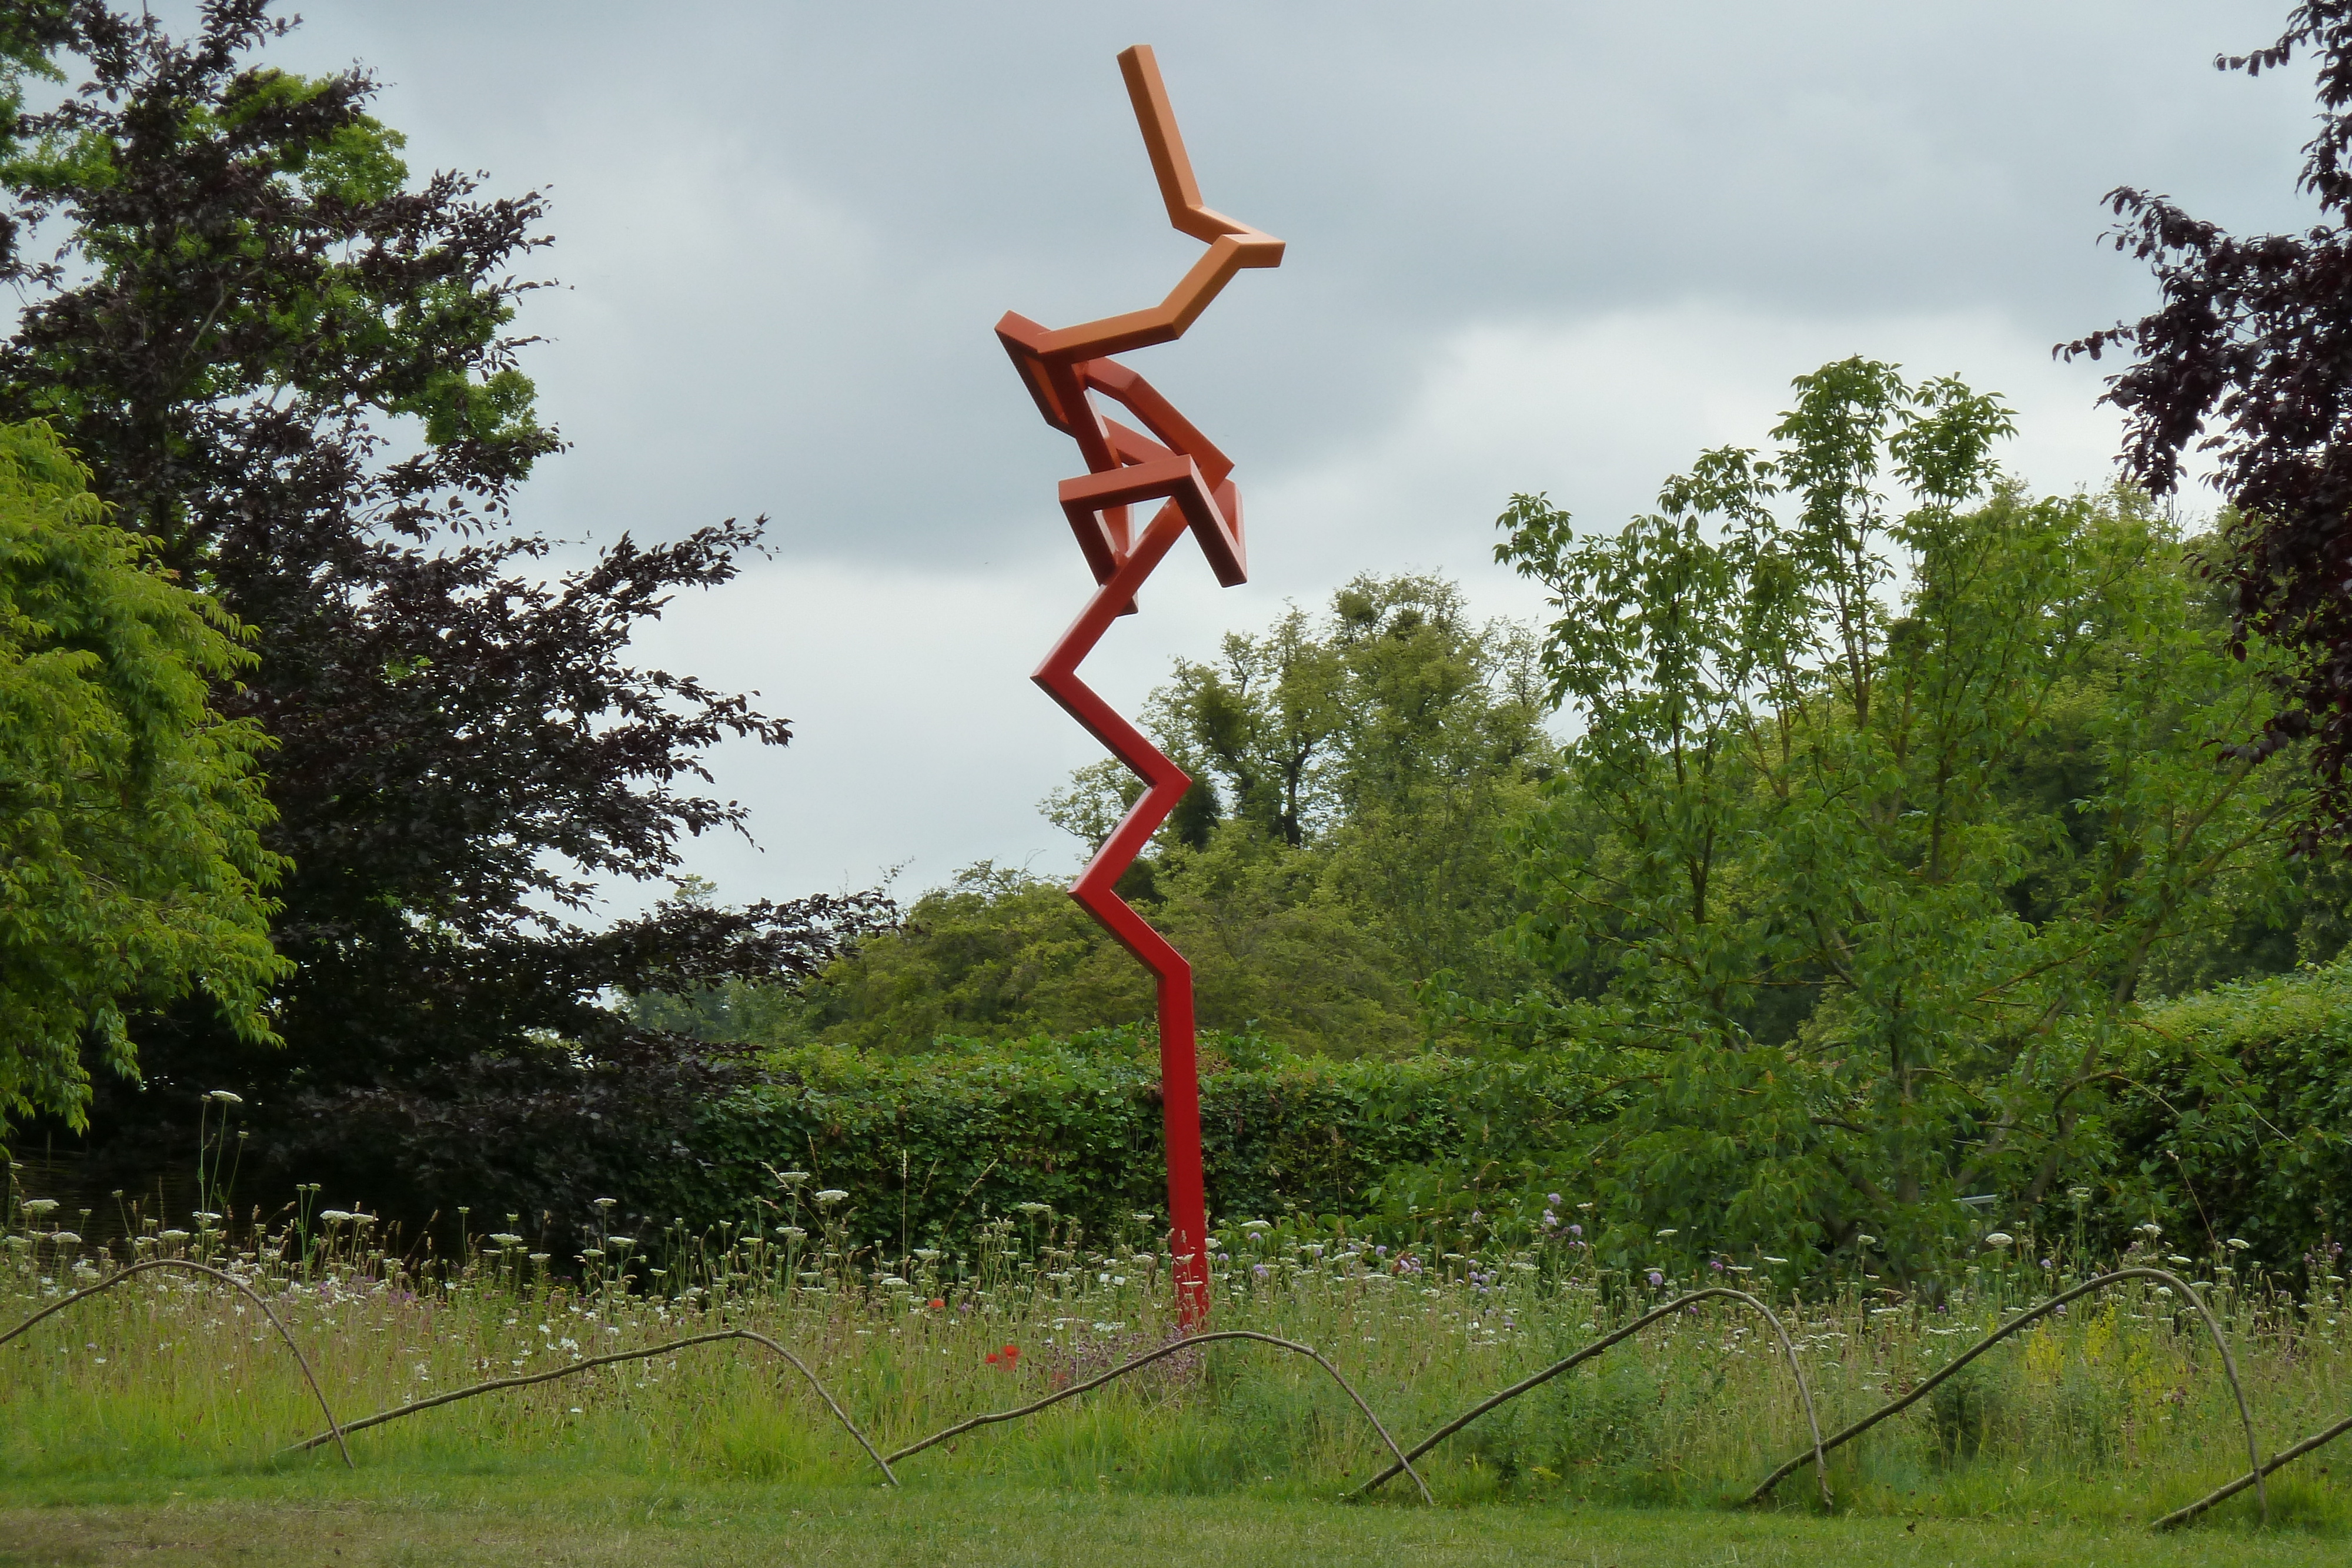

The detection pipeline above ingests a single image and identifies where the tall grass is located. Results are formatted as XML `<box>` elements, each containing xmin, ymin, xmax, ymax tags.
<box><xmin>3</xmin><ymin>1173</ymin><xmax>2348</xmax><ymax>1530</ymax></box>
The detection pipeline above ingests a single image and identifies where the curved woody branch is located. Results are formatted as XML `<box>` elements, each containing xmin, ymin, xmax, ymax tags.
<box><xmin>0</xmin><ymin>1258</ymin><xmax>352</xmax><ymax>1469</ymax></box>
<box><xmin>1746</xmin><ymin>1268</ymin><xmax>2266</xmax><ymax>1524</ymax></box>
<box><xmin>1352</xmin><ymin>1287</ymin><xmax>1832</xmax><ymax>1508</ymax></box>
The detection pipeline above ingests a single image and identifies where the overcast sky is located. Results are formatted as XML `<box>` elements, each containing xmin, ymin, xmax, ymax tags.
<box><xmin>205</xmin><ymin>1</ymin><xmax>2324</xmax><ymax>912</ymax></box>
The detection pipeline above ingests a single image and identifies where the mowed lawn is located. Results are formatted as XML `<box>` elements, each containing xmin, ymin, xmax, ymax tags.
<box><xmin>0</xmin><ymin>1469</ymin><xmax>2341</xmax><ymax>1568</ymax></box>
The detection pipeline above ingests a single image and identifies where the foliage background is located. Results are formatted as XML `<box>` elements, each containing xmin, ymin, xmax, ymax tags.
<box><xmin>0</xmin><ymin>416</ymin><xmax>284</xmax><ymax>1129</ymax></box>
<box><xmin>652</xmin><ymin>1031</ymin><xmax>1594</xmax><ymax>1249</ymax></box>
<box><xmin>623</xmin><ymin>954</ymin><xmax>2352</xmax><ymax>1278</ymax></box>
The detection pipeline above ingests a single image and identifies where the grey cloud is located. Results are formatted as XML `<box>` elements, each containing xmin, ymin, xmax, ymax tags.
<box><xmin>255</xmin><ymin>1</ymin><xmax>2322</xmax><ymax>574</ymax></box>
<box><xmin>109</xmin><ymin>1</ymin><xmax>2325</xmax><ymax>900</ymax></box>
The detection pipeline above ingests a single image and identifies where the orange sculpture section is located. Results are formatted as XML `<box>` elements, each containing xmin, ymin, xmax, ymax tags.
<box><xmin>998</xmin><ymin>45</ymin><xmax>1282</xmax><ymax>1324</ymax></box>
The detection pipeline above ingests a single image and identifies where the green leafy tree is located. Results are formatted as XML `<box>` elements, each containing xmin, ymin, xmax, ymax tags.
<box><xmin>0</xmin><ymin>418</ymin><xmax>285</xmax><ymax>1131</ymax></box>
<box><xmin>1155</xmin><ymin>574</ymin><xmax>1550</xmax><ymax>844</ymax></box>
<box><xmin>2066</xmin><ymin>5</ymin><xmax>2352</xmax><ymax>841</ymax></box>
<box><xmin>1485</xmin><ymin>359</ymin><xmax>2300</xmax><ymax>1281</ymax></box>
<box><xmin>1053</xmin><ymin>574</ymin><xmax>1558</xmax><ymax>998</ymax></box>
<box><xmin>1164</xmin><ymin>600</ymin><xmax>1345</xmax><ymax>849</ymax></box>
<box><xmin>643</xmin><ymin>576</ymin><xmax>1561</xmax><ymax>1059</ymax></box>
<box><xmin>0</xmin><ymin>4</ymin><xmax>884</xmax><ymax>1226</ymax></box>
<box><xmin>1305</xmin><ymin>577</ymin><xmax>1555</xmax><ymax>995</ymax></box>
<box><xmin>695</xmin><ymin>851</ymin><xmax>1419</xmax><ymax>1057</ymax></box>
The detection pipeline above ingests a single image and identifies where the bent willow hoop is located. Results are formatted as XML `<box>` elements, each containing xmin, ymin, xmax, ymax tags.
<box><xmin>997</xmin><ymin>44</ymin><xmax>1284</xmax><ymax>1325</ymax></box>
<box><xmin>286</xmin><ymin>1327</ymin><xmax>895</xmax><ymax>1486</ymax></box>
<box><xmin>0</xmin><ymin>1258</ymin><xmax>353</xmax><ymax>1469</ymax></box>
<box><xmin>1352</xmin><ymin>1288</ymin><xmax>1832</xmax><ymax>1508</ymax></box>
<box><xmin>887</xmin><ymin>1328</ymin><xmax>1433</xmax><ymax>1505</ymax></box>
<box><xmin>1745</xmin><ymin>1267</ymin><xmax>2268</xmax><ymax>1524</ymax></box>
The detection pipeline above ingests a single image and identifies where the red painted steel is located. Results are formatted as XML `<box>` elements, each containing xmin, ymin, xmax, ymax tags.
<box><xmin>997</xmin><ymin>45</ymin><xmax>1282</xmax><ymax>1324</ymax></box>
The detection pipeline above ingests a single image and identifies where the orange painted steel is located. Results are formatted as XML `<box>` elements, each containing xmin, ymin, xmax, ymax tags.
<box><xmin>998</xmin><ymin>45</ymin><xmax>1281</xmax><ymax>1325</ymax></box>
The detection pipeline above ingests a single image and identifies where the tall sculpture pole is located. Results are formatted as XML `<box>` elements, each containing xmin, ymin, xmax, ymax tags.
<box><xmin>997</xmin><ymin>45</ymin><xmax>1283</xmax><ymax>1325</ymax></box>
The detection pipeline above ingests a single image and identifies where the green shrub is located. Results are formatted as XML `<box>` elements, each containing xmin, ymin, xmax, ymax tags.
<box><xmin>647</xmin><ymin>958</ymin><xmax>2352</xmax><ymax>1275</ymax></box>
<box><xmin>660</xmin><ymin>1032</ymin><xmax>1595</xmax><ymax>1248</ymax></box>
<box><xmin>2102</xmin><ymin>962</ymin><xmax>2352</xmax><ymax>1270</ymax></box>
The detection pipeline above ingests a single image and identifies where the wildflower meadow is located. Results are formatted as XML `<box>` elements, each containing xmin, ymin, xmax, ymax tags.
<box><xmin>6</xmin><ymin>1158</ymin><xmax>2351</xmax><ymax>1563</ymax></box>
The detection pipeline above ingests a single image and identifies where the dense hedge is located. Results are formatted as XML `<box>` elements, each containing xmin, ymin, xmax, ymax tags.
<box><xmin>2109</xmin><ymin>963</ymin><xmax>2352</xmax><ymax>1269</ymax></box>
<box><xmin>649</xmin><ymin>1033</ymin><xmax>1595</xmax><ymax>1249</ymax></box>
<box><xmin>627</xmin><ymin>965</ymin><xmax>2352</xmax><ymax>1271</ymax></box>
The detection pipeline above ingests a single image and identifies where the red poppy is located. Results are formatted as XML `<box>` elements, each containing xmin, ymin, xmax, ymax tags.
<box><xmin>927</xmin><ymin>1298</ymin><xmax>945</xmax><ymax>1310</ymax></box>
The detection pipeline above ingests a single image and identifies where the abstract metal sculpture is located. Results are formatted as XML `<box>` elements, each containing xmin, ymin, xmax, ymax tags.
<box><xmin>997</xmin><ymin>45</ymin><xmax>1282</xmax><ymax>1323</ymax></box>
